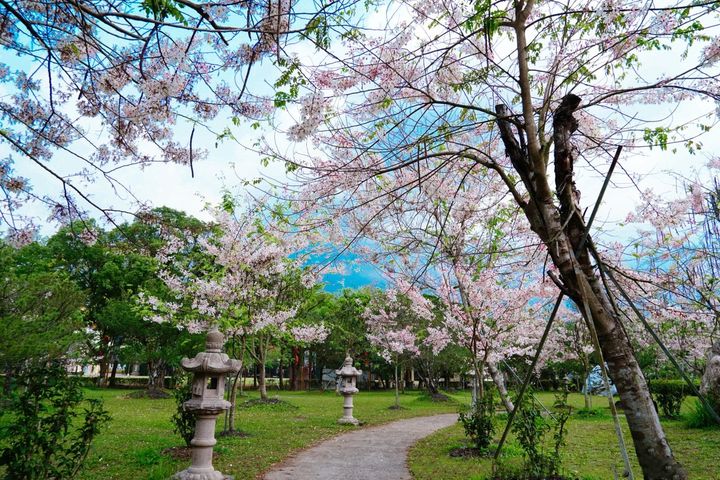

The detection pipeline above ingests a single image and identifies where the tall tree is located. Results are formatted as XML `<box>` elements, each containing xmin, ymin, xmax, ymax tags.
<box><xmin>0</xmin><ymin>241</ymin><xmax>85</xmax><ymax>388</ymax></box>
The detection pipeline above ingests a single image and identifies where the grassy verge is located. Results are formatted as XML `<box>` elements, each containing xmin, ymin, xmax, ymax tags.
<box><xmin>75</xmin><ymin>388</ymin><xmax>458</xmax><ymax>479</ymax></box>
<box><xmin>409</xmin><ymin>392</ymin><xmax>720</xmax><ymax>480</ymax></box>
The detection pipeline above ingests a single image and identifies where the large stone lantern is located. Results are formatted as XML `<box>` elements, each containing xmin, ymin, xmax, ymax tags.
<box><xmin>174</xmin><ymin>328</ymin><xmax>241</xmax><ymax>480</ymax></box>
<box><xmin>336</xmin><ymin>355</ymin><xmax>362</xmax><ymax>425</ymax></box>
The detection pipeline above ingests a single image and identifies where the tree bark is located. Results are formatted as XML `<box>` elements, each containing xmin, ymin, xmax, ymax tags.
<box><xmin>290</xmin><ymin>346</ymin><xmax>300</xmax><ymax>390</ymax></box>
<box><xmin>394</xmin><ymin>361</ymin><xmax>400</xmax><ymax>408</ymax></box>
<box><xmin>700</xmin><ymin>342</ymin><xmax>720</xmax><ymax>408</ymax></box>
<box><xmin>257</xmin><ymin>344</ymin><xmax>268</xmax><ymax>401</ymax></box>
<box><xmin>495</xmin><ymin>96</ymin><xmax>687</xmax><ymax>479</ymax></box>
<box><xmin>488</xmin><ymin>361</ymin><xmax>514</xmax><ymax>413</ymax></box>
<box><xmin>147</xmin><ymin>359</ymin><xmax>165</xmax><ymax>392</ymax></box>
<box><xmin>109</xmin><ymin>360</ymin><xmax>119</xmax><ymax>388</ymax></box>
<box><xmin>228</xmin><ymin>369</ymin><xmax>242</xmax><ymax>432</ymax></box>
<box><xmin>278</xmin><ymin>353</ymin><xmax>284</xmax><ymax>390</ymax></box>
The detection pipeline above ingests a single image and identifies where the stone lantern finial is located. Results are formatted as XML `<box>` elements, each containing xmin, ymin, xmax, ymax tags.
<box><xmin>205</xmin><ymin>328</ymin><xmax>224</xmax><ymax>353</ymax></box>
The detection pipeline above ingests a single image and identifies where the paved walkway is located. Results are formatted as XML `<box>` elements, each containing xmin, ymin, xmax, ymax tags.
<box><xmin>262</xmin><ymin>413</ymin><xmax>457</xmax><ymax>480</ymax></box>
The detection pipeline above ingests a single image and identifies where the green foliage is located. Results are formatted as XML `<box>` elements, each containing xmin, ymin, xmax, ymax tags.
<box><xmin>643</xmin><ymin>126</ymin><xmax>670</xmax><ymax>151</ymax></box>
<box><xmin>141</xmin><ymin>0</ymin><xmax>186</xmax><ymax>24</ymax></box>
<box><xmin>0</xmin><ymin>361</ymin><xmax>110</xmax><ymax>479</ymax></box>
<box><xmin>0</xmin><ymin>242</ymin><xmax>86</xmax><ymax>369</ymax></box>
<box><xmin>458</xmin><ymin>391</ymin><xmax>496</xmax><ymax>453</ymax></box>
<box><xmin>648</xmin><ymin>379</ymin><xmax>688</xmax><ymax>418</ymax></box>
<box><xmin>170</xmin><ymin>375</ymin><xmax>195</xmax><ymax>447</ymax></box>
<box><xmin>685</xmin><ymin>399</ymin><xmax>719</xmax><ymax>429</ymax></box>
<box><xmin>503</xmin><ymin>390</ymin><xmax>572</xmax><ymax>479</ymax></box>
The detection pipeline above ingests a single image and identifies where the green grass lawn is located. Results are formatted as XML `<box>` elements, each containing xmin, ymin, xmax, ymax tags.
<box><xmin>5</xmin><ymin>388</ymin><xmax>719</xmax><ymax>479</ymax></box>
<box><xmin>76</xmin><ymin>388</ymin><xmax>458</xmax><ymax>479</ymax></box>
<box><xmin>409</xmin><ymin>392</ymin><xmax>720</xmax><ymax>480</ymax></box>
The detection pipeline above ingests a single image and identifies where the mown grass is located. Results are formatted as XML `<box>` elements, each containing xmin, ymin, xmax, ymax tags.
<box><xmin>76</xmin><ymin>388</ymin><xmax>458</xmax><ymax>479</ymax></box>
<box><xmin>409</xmin><ymin>392</ymin><xmax>720</xmax><ymax>480</ymax></box>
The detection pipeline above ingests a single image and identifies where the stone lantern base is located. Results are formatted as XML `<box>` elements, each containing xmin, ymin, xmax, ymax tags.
<box><xmin>337</xmin><ymin>416</ymin><xmax>360</xmax><ymax>426</ymax></box>
<box><xmin>173</xmin><ymin>468</ymin><xmax>232</xmax><ymax>480</ymax></box>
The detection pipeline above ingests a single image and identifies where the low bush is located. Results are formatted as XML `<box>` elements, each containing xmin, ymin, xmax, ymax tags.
<box><xmin>458</xmin><ymin>391</ymin><xmax>496</xmax><ymax>453</ymax></box>
<box><xmin>0</xmin><ymin>361</ymin><xmax>110</xmax><ymax>479</ymax></box>
<box><xmin>495</xmin><ymin>390</ymin><xmax>572</xmax><ymax>480</ymax></box>
<box><xmin>648</xmin><ymin>379</ymin><xmax>687</xmax><ymax>418</ymax></box>
<box><xmin>171</xmin><ymin>374</ymin><xmax>195</xmax><ymax>447</ymax></box>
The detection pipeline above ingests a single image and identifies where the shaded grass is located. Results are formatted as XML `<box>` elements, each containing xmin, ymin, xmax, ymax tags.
<box><xmin>409</xmin><ymin>392</ymin><xmax>720</xmax><ymax>480</ymax></box>
<box><xmin>75</xmin><ymin>388</ymin><xmax>458</xmax><ymax>480</ymax></box>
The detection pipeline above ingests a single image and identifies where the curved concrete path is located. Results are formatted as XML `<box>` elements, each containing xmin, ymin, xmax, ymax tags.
<box><xmin>262</xmin><ymin>413</ymin><xmax>457</xmax><ymax>480</ymax></box>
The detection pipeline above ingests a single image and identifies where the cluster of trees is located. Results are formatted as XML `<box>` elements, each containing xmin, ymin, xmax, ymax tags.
<box><xmin>1</xmin><ymin>208</ymin><xmax>209</xmax><ymax>390</ymax></box>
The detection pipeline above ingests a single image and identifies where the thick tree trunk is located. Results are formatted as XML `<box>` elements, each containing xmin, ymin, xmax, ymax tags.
<box><xmin>700</xmin><ymin>342</ymin><xmax>720</xmax><ymax>408</ymax></box>
<box><xmin>147</xmin><ymin>359</ymin><xmax>165</xmax><ymax>391</ymax></box>
<box><xmin>496</xmin><ymin>96</ymin><xmax>686</xmax><ymax>479</ymax></box>
<box><xmin>97</xmin><ymin>357</ymin><xmax>108</xmax><ymax>387</ymax></box>
<box><xmin>488</xmin><ymin>361</ymin><xmax>514</xmax><ymax>413</ymax></box>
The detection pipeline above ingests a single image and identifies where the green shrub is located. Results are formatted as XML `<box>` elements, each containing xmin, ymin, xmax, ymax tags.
<box><xmin>0</xmin><ymin>361</ymin><xmax>110</xmax><ymax>479</ymax></box>
<box><xmin>648</xmin><ymin>379</ymin><xmax>687</xmax><ymax>418</ymax></box>
<box><xmin>499</xmin><ymin>390</ymin><xmax>572</xmax><ymax>479</ymax></box>
<box><xmin>171</xmin><ymin>374</ymin><xmax>195</xmax><ymax>447</ymax></box>
<box><xmin>458</xmin><ymin>391</ymin><xmax>496</xmax><ymax>453</ymax></box>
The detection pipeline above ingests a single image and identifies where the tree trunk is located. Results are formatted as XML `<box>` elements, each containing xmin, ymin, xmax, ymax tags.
<box><xmin>290</xmin><ymin>346</ymin><xmax>300</xmax><ymax>390</ymax></box>
<box><xmin>488</xmin><ymin>361</ymin><xmax>514</xmax><ymax>413</ymax></box>
<box><xmin>394</xmin><ymin>362</ymin><xmax>400</xmax><ymax>408</ymax></box>
<box><xmin>97</xmin><ymin>357</ymin><xmax>108</xmax><ymax>387</ymax></box>
<box><xmin>147</xmin><ymin>359</ymin><xmax>165</xmax><ymax>392</ymax></box>
<box><xmin>278</xmin><ymin>353</ymin><xmax>284</xmax><ymax>390</ymax></box>
<box><xmin>228</xmin><ymin>369</ymin><xmax>242</xmax><ymax>432</ymax></box>
<box><xmin>109</xmin><ymin>361</ymin><xmax>119</xmax><ymax>388</ymax></box>
<box><xmin>496</xmin><ymin>97</ymin><xmax>686</xmax><ymax>479</ymax></box>
<box><xmin>239</xmin><ymin>366</ymin><xmax>245</xmax><ymax>396</ymax></box>
<box><xmin>582</xmin><ymin>357</ymin><xmax>592</xmax><ymax>409</ymax></box>
<box><xmin>257</xmin><ymin>344</ymin><xmax>268</xmax><ymax>401</ymax></box>
<box><xmin>700</xmin><ymin>342</ymin><xmax>720</xmax><ymax>409</ymax></box>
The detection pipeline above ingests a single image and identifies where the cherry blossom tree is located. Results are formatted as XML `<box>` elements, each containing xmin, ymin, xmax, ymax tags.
<box><xmin>266</xmin><ymin>1</ymin><xmax>720</xmax><ymax>476</ymax></box>
<box><xmin>621</xmin><ymin>164</ymin><xmax>719</xmax><ymax>402</ymax></box>
<box><xmin>363</xmin><ymin>289</ymin><xmax>421</xmax><ymax>408</ymax></box>
<box><xmin>142</xmin><ymin>201</ymin><xmax>319</xmax><ymax>413</ymax></box>
<box><xmin>0</xmin><ymin>0</ymin><xmax>359</xmax><ymax>237</ymax></box>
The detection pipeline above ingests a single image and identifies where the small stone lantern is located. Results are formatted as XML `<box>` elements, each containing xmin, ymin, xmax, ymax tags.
<box><xmin>336</xmin><ymin>355</ymin><xmax>362</xmax><ymax>425</ymax></box>
<box><xmin>174</xmin><ymin>328</ymin><xmax>241</xmax><ymax>480</ymax></box>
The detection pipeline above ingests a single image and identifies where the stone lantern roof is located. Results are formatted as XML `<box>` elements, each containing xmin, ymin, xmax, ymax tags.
<box><xmin>336</xmin><ymin>355</ymin><xmax>362</xmax><ymax>377</ymax></box>
<box><xmin>181</xmin><ymin>329</ymin><xmax>241</xmax><ymax>375</ymax></box>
